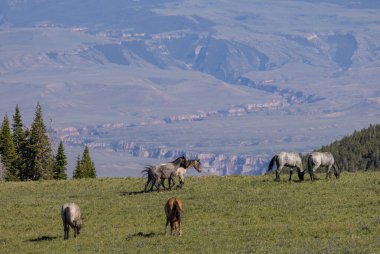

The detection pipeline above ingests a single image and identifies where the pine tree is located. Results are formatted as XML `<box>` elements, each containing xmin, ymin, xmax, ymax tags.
<box><xmin>318</xmin><ymin>123</ymin><xmax>380</xmax><ymax>171</ymax></box>
<box><xmin>73</xmin><ymin>146</ymin><xmax>96</xmax><ymax>179</ymax></box>
<box><xmin>73</xmin><ymin>155</ymin><xmax>82</xmax><ymax>179</ymax></box>
<box><xmin>12</xmin><ymin>105</ymin><xmax>28</xmax><ymax>180</ymax></box>
<box><xmin>28</xmin><ymin>103</ymin><xmax>54</xmax><ymax>180</ymax></box>
<box><xmin>0</xmin><ymin>114</ymin><xmax>19</xmax><ymax>180</ymax></box>
<box><xmin>80</xmin><ymin>145</ymin><xmax>96</xmax><ymax>178</ymax></box>
<box><xmin>53</xmin><ymin>141</ymin><xmax>67</xmax><ymax>180</ymax></box>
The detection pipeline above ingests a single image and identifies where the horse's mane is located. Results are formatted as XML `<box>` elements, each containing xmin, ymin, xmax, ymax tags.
<box><xmin>171</xmin><ymin>156</ymin><xmax>186</xmax><ymax>165</ymax></box>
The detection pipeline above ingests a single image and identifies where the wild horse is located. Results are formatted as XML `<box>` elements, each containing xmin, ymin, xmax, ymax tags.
<box><xmin>306</xmin><ymin>151</ymin><xmax>340</xmax><ymax>181</ymax></box>
<box><xmin>267</xmin><ymin>152</ymin><xmax>304</xmax><ymax>181</ymax></box>
<box><xmin>175</xmin><ymin>159</ymin><xmax>202</xmax><ymax>189</ymax></box>
<box><xmin>142</xmin><ymin>156</ymin><xmax>186</xmax><ymax>192</ymax></box>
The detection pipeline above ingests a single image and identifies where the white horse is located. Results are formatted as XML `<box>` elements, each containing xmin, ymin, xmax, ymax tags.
<box><xmin>61</xmin><ymin>203</ymin><xmax>83</xmax><ymax>240</ymax></box>
<box><xmin>267</xmin><ymin>152</ymin><xmax>304</xmax><ymax>181</ymax></box>
<box><xmin>307</xmin><ymin>152</ymin><xmax>340</xmax><ymax>181</ymax></box>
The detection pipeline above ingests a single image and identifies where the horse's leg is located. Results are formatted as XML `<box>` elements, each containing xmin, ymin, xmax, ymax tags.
<box><xmin>144</xmin><ymin>175</ymin><xmax>152</xmax><ymax>192</ymax></box>
<box><xmin>150</xmin><ymin>176</ymin><xmax>160</xmax><ymax>192</ymax></box>
<box><xmin>64</xmin><ymin>223</ymin><xmax>69</xmax><ymax>240</ymax></box>
<box><xmin>169</xmin><ymin>175</ymin><xmax>176</xmax><ymax>190</ymax></box>
<box><xmin>179</xmin><ymin>173</ymin><xmax>184</xmax><ymax>189</ymax></box>
<box><xmin>178</xmin><ymin>220</ymin><xmax>182</xmax><ymax>236</ymax></box>
<box><xmin>288</xmin><ymin>167</ymin><xmax>293</xmax><ymax>181</ymax></box>
<box><xmin>154</xmin><ymin>179</ymin><xmax>161</xmax><ymax>192</ymax></box>
<box><xmin>165</xmin><ymin>218</ymin><xmax>169</xmax><ymax>236</ymax></box>
<box><xmin>326</xmin><ymin>164</ymin><xmax>332</xmax><ymax>179</ymax></box>
<box><xmin>160</xmin><ymin>177</ymin><xmax>167</xmax><ymax>190</ymax></box>
<box><xmin>170</xmin><ymin>221</ymin><xmax>174</xmax><ymax>236</ymax></box>
<box><xmin>275</xmin><ymin>164</ymin><xmax>283</xmax><ymax>181</ymax></box>
<box><xmin>149</xmin><ymin>178</ymin><xmax>155</xmax><ymax>191</ymax></box>
<box><xmin>310</xmin><ymin>162</ymin><xmax>321</xmax><ymax>181</ymax></box>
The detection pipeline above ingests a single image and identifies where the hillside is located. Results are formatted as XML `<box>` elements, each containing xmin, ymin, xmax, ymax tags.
<box><xmin>0</xmin><ymin>172</ymin><xmax>379</xmax><ymax>253</ymax></box>
<box><xmin>320</xmin><ymin>124</ymin><xmax>380</xmax><ymax>172</ymax></box>
<box><xmin>1</xmin><ymin>0</ymin><xmax>380</xmax><ymax>176</ymax></box>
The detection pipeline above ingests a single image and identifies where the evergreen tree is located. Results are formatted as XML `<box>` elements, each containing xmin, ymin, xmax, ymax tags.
<box><xmin>73</xmin><ymin>155</ymin><xmax>82</xmax><ymax>179</ymax></box>
<box><xmin>318</xmin><ymin>123</ymin><xmax>380</xmax><ymax>172</ymax></box>
<box><xmin>53</xmin><ymin>141</ymin><xmax>67</xmax><ymax>180</ymax></box>
<box><xmin>0</xmin><ymin>114</ymin><xmax>19</xmax><ymax>180</ymax></box>
<box><xmin>73</xmin><ymin>146</ymin><xmax>96</xmax><ymax>179</ymax></box>
<box><xmin>28</xmin><ymin>103</ymin><xmax>54</xmax><ymax>180</ymax></box>
<box><xmin>80</xmin><ymin>145</ymin><xmax>96</xmax><ymax>178</ymax></box>
<box><xmin>12</xmin><ymin>105</ymin><xmax>28</xmax><ymax>180</ymax></box>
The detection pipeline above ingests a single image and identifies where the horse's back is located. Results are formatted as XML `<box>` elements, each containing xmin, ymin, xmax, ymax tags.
<box><xmin>61</xmin><ymin>203</ymin><xmax>81</xmax><ymax>223</ymax></box>
<box><xmin>310</xmin><ymin>151</ymin><xmax>334</xmax><ymax>164</ymax></box>
<box><xmin>278</xmin><ymin>152</ymin><xmax>302</xmax><ymax>165</ymax></box>
<box><xmin>165</xmin><ymin>197</ymin><xmax>183</xmax><ymax>217</ymax></box>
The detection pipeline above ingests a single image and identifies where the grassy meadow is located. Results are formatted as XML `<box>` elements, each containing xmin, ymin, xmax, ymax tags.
<box><xmin>0</xmin><ymin>172</ymin><xmax>379</xmax><ymax>253</ymax></box>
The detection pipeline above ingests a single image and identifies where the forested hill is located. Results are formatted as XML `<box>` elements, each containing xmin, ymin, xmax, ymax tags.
<box><xmin>319</xmin><ymin>124</ymin><xmax>380</xmax><ymax>172</ymax></box>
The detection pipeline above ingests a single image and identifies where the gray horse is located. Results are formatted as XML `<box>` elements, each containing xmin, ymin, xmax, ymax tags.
<box><xmin>307</xmin><ymin>151</ymin><xmax>340</xmax><ymax>181</ymax></box>
<box><xmin>61</xmin><ymin>203</ymin><xmax>83</xmax><ymax>240</ymax></box>
<box><xmin>142</xmin><ymin>156</ymin><xmax>187</xmax><ymax>192</ymax></box>
<box><xmin>267</xmin><ymin>152</ymin><xmax>304</xmax><ymax>181</ymax></box>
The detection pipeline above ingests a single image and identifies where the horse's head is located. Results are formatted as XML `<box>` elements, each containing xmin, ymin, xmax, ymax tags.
<box><xmin>298</xmin><ymin>170</ymin><xmax>305</xmax><ymax>181</ymax></box>
<box><xmin>74</xmin><ymin>218</ymin><xmax>83</xmax><ymax>234</ymax></box>
<box><xmin>193</xmin><ymin>159</ymin><xmax>202</xmax><ymax>173</ymax></box>
<box><xmin>334</xmin><ymin>164</ymin><xmax>340</xmax><ymax>179</ymax></box>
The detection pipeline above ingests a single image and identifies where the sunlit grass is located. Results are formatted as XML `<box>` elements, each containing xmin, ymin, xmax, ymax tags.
<box><xmin>0</xmin><ymin>172</ymin><xmax>379</xmax><ymax>253</ymax></box>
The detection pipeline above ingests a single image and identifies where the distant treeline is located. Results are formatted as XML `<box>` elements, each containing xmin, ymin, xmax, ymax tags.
<box><xmin>0</xmin><ymin>103</ymin><xmax>96</xmax><ymax>181</ymax></box>
<box><xmin>319</xmin><ymin>124</ymin><xmax>380</xmax><ymax>172</ymax></box>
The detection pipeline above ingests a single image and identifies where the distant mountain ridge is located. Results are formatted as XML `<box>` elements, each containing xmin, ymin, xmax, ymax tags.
<box><xmin>1</xmin><ymin>0</ymin><xmax>379</xmax><ymax>176</ymax></box>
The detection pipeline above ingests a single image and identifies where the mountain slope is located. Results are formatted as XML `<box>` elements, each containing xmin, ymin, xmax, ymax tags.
<box><xmin>1</xmin><ymin>0</ymin><xmax>380</xmax><ymax>176</ymax></box>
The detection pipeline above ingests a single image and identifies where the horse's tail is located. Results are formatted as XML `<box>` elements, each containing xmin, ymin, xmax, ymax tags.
<box><xmin>172</xmin><ymin>200</ymin><xmax>183</xmax><ymax>221</ymax></box>
<box><xmin>62</xmin><ymin>206</ymin><xmax>68</xmax><ymax>225</ymax></box>
<box><xmin>267</xmin><ymin>155</ymin><xmax>278</xmax><ymax>172</ymax></box>
<box><xmin>142</xmin><ymin>165</ymin><xmax>154</xmax><ymax>176</ymax></box>
<box><xmin>307</xmin><ymin>155</ymin><xmax>313</xmax><ymax>171</ymax></box>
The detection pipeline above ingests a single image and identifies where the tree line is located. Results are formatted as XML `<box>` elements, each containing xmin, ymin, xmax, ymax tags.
<box><xmin>318</xmin><ymin>124</ymin><xmax>380</xmax><ymax>172</ymax></box>
<box><xmin>0</xmin><ymin>103</ymin><xmax>96</xmax><ymax>181</ymax></box>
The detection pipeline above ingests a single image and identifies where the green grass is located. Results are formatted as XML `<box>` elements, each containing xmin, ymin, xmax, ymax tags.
<box><xmin>0</xmin><ymin>172</ymin><xmax>379</xmax><ymax>253</ymax></box>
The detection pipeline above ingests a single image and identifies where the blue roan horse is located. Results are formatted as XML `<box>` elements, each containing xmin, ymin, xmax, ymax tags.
<box><xmin>268</xmin><ymin>152</ymin><xmax>304</xmax><ymax>181</ymax></box>
<box><xmin>307</xmin><ymin>151</ymin><xmax>340</xmax><ymax>181</ymax></box>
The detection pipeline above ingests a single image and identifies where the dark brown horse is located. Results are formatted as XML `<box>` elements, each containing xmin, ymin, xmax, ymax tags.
<box><xmin>165</xmin><ymin>197</ymin><xmax>183</xmax><ymax>236</ymax></box>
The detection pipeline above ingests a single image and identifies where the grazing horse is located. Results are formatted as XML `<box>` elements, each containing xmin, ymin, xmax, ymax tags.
<box><xmin>175</xmin><ymin>159</ymin><xmax>202</xmax><ymax>189</ymax></box>
<box><xmin>307</xmin><ymin>151</ymin><xmax>340</xmax><ymax>181</ymax></box>
<box><xmin>61</xmin><ymin>203</ymin><xmax>83</xmax><ymax>240</ymax></box>
<box><xmin>142</xmin><ymin>156</ymin><xmax>186</xmax><ymax>192</ymax></box>
<box><xmin>267</xmin><ymin>152</ymin><xmax>304</xmax><ymax>181</ymax></box>
<box><xmin>165</xmin><ymin>197</ymin><xmax>183</xmax><ymax>236</ymax></box>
